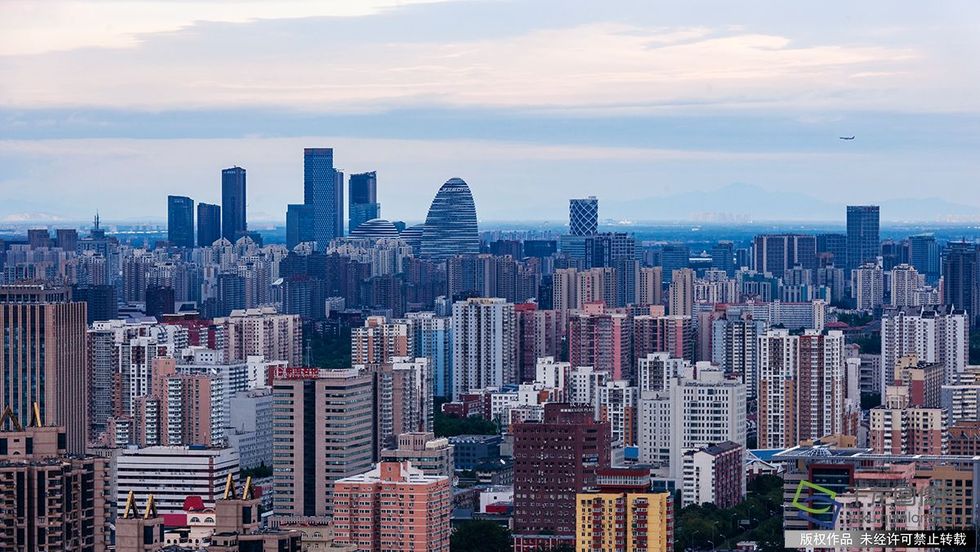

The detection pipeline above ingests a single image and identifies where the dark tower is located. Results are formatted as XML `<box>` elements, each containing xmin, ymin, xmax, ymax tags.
<box><xmin>221</xmin><ymin>166</ymin><xmax>247</xmax><ymax>241</ymax></box>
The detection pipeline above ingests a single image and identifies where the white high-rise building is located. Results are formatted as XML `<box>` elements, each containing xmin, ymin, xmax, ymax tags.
<box><xmin>882</xmin><ymin>306</ymin><xmax>969</xmax><ymax>391</ymax></box>
<box><xmin>758</xmin><ymin>329</ymin><xmax>799</xmax><ymax>449</ymax></box>
<box><xmin>552</xmin><ymin>268</ymin><xmax>578</xmax><ymax>326</ymax></box>
<box><xmin>576</xmin><ymin>267</ymin><xmax>617</xmax><ymax>309</ymax></box>
<box><xmin>403</xmin><ymin>311</ymin><xmax>453</xmax><ymax>398</ymax></box>
<box><xmin>568</xmin><ymin>365</ymin><xmax>609</xmax><ymax>406</ymax></box>
<box><xmin>711</xmin><ymin>315</ymin><xmax>767</xmax><ymax>398</ymax></box>
<box><xmin>852</xmin><ymin>262</ymin><xmax>884</xmax><ymax>311</ymax></box>
<box><xmin>88</xmin><ymin>319</ymin><xmax>187</xmax><ymax>423</ymax></box>
<box><xmin>451</xmin><ymin>297</ymin><xmax>517</xmax><ymax>399</ymax></box>
<box><xmin>889</xmin><ymin>264</ymin><xmax>922</xmax><ymax>308</ymax></box>
<box><xmin>636</xmin><ymin>352</ymin><xmax>684</xmax><ymax>393</ymax></box>
<box><xmin>535</xmin><ymin>357</ymin><xmax>571</xmax><ymax>392</ymax></box>
<box><xmin>637</xmin><ymin>361</ymin><xmax>746</xmax><ymax>481</ymax></box>
<box><xmin>215</xmin><ymin>307</ymin><xmax>303</xmax><ymax>367</ymax></box>
<box><xmin>595</xmin><ymin>380</ymin><xmax>639</xmax><ymax>446</ymax></box>
<box><xmin>798</xmin><ymin>330</ymin><xmax>846</xmax><ymax>441</ymax></box>
<box><xmin>941</xmin><ymin>366</ymin><xmax>980</xmax><ymax>425</ymax></box>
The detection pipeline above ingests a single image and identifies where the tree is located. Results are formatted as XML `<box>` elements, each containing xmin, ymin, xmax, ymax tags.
<box><xmin>969</xmin><ymin>330</ymin><xmax>980</xmax><ymax>364</ymax></box>
<box><xmin>435</xmin><ymin>412</ymin><xmax>498</xmax><ymax>437</ymax></box>
<box><xmin>434</xmin><ymin>397</ymin><xmax>499</xmax><ymax>437</ymax></box>
<box><xmin>451</xmin><ymin>520</ymin><xmax>512</xmax><ymax>552</ymax></box>
<box><xmin>240</xmin><ymin>462</ymin><xmax>272</xmax><ymax>478</ymax></box>
<box><xmin>674</xmin><ymin>475</ymin><xmax>784</xmax><ymax>551</ymax></box>
<box><xmin>306</xmin><ymin>326</ymin><xmax>352</xmax><ymax>369</ymax></box>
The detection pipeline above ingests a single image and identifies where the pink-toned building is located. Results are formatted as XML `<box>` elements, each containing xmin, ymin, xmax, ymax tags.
<box><xmin>633</xmin><ymin>314</ymin><xmax>694</xmax><ymax>363</ymax></box>
<box><xmin>351</xmin><ymin>316</ymin><xmax>413</xmax><ymax>365</ymax></box>
<box><xmin>835</xmin><ymin>463</ymin><xmax>933</xmax><ymax>549</ymax></box>
<box><xmin>569</xmin><ymin>307</ymin><xmax>631</xmax><ymax>380</ymax></box>
<box><xmin>333</xmin><ymin>461</ymin><xmax>451</xmax><ymax>552</ymax></box>
<box><xmin>869</xmin><ymin>386</ymin><xmax>946</xmax><ymax>455</ymax></box>
<box><xmin>514</xmin><ymin>303</ymin><xmax>560</xmax><ymax>383</ymax></box>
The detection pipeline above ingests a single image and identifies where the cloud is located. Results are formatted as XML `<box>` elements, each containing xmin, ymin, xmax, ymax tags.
<box><xmin>0</xmin><ymin>0</ymin><xmax>461</xmax><ymax>55</ymax></box>
<box><xmin>0</xmin><ymin>17</ymin><xmax>925</xmax><ymax>112</ymax></box>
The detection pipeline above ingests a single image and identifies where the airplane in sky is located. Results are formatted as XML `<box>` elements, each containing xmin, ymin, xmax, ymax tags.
<box><xmin>839</xmin><ymin>136</ymin><xmax>855</xmax><ymax>140</ymax></box>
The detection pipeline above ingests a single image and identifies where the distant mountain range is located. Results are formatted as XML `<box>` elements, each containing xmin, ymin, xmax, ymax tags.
<box><xmin>601</xmin><ymin>183</ymin><xmax>980</xmax><ymax>222</ymax></box>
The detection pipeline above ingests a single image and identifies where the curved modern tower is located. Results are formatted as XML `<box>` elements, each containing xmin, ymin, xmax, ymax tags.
<box><xmin>420</xmin><ymin>177</ymin><xmax>479</xmax><ymax>260</ymax></box>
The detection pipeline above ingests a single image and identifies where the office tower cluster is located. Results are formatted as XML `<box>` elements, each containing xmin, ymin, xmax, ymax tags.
<box><xmin>7</xmin><ymin>149</ymin><xmax>980</xmax><ymax>552</ymax></box>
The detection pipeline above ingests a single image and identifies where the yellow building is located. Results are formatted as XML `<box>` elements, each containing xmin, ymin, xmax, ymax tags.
<box><xmin>575</xmin><ymin>478</ymin><xmax>672</xmax><ymax>552</ymax></box>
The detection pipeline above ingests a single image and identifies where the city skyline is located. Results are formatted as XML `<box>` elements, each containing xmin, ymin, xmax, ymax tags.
<box><xmin>5</xmin><ymin>3</ymin><xmax>980</xmax><ymax>552</ymax></box>
<box><xmin>3</xmin><ymin>1</ymin><xmax>980</xmax><ymax>222</ymax></box>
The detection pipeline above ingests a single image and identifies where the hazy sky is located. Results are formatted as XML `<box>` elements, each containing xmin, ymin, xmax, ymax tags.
<box><xmin>2</xmin><ymin>0</ymin><xmax>979</xmax><ymax>223</ymax></box>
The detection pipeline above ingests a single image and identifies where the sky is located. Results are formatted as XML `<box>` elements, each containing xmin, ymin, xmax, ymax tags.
<box><xmin>2</xmin><ymin>0</ymin><xmax>979</xmax><ymax>224</ymax></box>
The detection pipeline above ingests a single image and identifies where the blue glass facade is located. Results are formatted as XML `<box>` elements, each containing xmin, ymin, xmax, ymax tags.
<box><xmin>349</xmin><ymin>171</ymin><xmax>380</xmax><ymax>232</ymax></box>
<box><xmin>167</xmin><ymin>195</ymin><xmax>194</xmax><ymax>248</ymax></box>
<box><xmin>304</xmin><ymin>148</ymin><xmax>343</xmax><ymax>250</ymax></box>
<box><xmin>197</xmin><ymin>202</ymin><xmax>221</xmax><ymax>247</ymax></box>
<box><xmin>420</xmin><ymin>177</ymin><xmax>479</xmax><ymax>260</ymax></box>
<box><xmin>221</xmin><ymin>166</ymin><xmax>247</xmax><ymax>241</ymax></box>
<box><xmin>846</xmin><ymin>205</ymin><xmax>880</xmax><ymax>271</ymax></box>
<box><xmin>286</xmin><ymin>203</ymin><xmax>314</xmax><ymax>249</ymax></box>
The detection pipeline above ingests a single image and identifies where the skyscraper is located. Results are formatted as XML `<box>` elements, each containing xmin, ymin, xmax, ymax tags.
<box><xmin>451</xmin><ymin>297</ymin><xmax>516</xmax><ymax>399</ymax></box>
<box><xmin>0</xmin><ymin>284</ymin><xmax>88</xmax><ymax>453</ymax></box>
<box><xmin>569</xmin><ymin>196</ymin><xmax>599</xmax><ymax>236</ymax></box>
<box><xmin>817</xmin><ymin>233</ymin><xmax>848</xmax><ymax>268</ymax></box>
<box><xmin>758</xmin><ymin>328</ymin><xmax>799</xmax><ymax>449</ymax></box>
<box><xmin>942</xmin><ymin>241</ymin><xmax>979</xmax><ymax>325</ymax></box>
<box><xmin>221</xmin><ymin>166</ymin><xmax>247</xmax><ymax>241</ymax></box>
<box><xmin>304</xmin><ymin>147</ymin><xmax>343</xmax><ymax>248</ymax></box>
<box><xmin>197</xmin><ymin>202</ymin><xmax>221</xmax><ymax>247</ymax></box>
<box><xmin>167</xmin><ymin>194</ymin><xmax>195</xmax><ymax>248</ymax></box>
<box><xmin>512</xmin><ymin>404</ymin><xmax>611</xmax><ymax>550</ymax></box>
<box><xmin>349</xmin><ymin>171</ymin><xmax>380</xmax><ymax>233</ymax></box>
<box><xmin>798</xmin><ymin>330</ymin><xmax>846</xmax><ymax>442</ymax></box>
<box><xmin>846</xmin><ymin>205</ymin><xmax>880</xmax><ymax>271</ymax></box>
<box><xmin>752</xmin><ymin>234</ymin><xmax>817</xmax><ymax>277</ymax></box>
<box><xmin>420</xmin><ymin>178</ymin><xmax>480</xmax><ymax>260</ymax></box>
<box><xmin>403</xmin><ymin>311</ymin><xmax>453</xmax><ymax>399</ymax></box>
<box><xmin>909</xmin><ymin>234</ymin><xmax>940</xmax><ymax>284</ymax></box>
<box><xmin>659</xmin><ymin>243</ymin><xmax>690</xmax><ymax>284</ymax></box>
<box><xmin>711</xmin><ymin>241</ymin><xmax>735</xmax><ymax>275</ymax></box>
<box><xmin>285</xmin><ymin>203</ymin><xmax>314</xmax><ymax>249</ymax></box>
<box><xmin>272</xmin><ymin>369</ymin><xmax>375</xmax><ymax>517</ymax></box>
